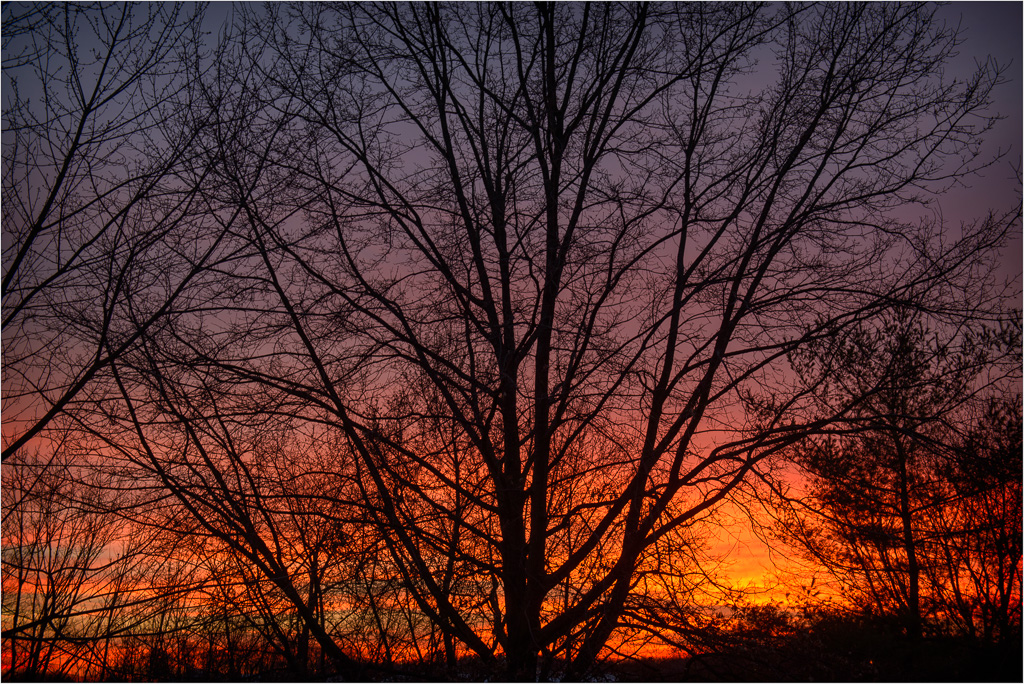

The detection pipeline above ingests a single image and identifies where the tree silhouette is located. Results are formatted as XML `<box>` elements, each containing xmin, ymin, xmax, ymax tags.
<box><xmin>0</xmin><ymin>3</ymin><xmax>231</xmax><ymax>462</ymax></box>
<box><xmin>3</xmin><ymin>2</ymin><xmax>1020</xmax><ymax>680</ymax></box>
<box><xmin>1</xmin><ymin>445</ymin><xmax>185</xmax><ymax>680</ymax></box>
<box><xmin>929</xmin><ymin>395</ymin><xmax>1022</xmax><ymax>645</ymax></box>
<box><xmin>763</xmin><ymin>311</ymin><xmax>1020</xmax><ymax>647</ymax></box>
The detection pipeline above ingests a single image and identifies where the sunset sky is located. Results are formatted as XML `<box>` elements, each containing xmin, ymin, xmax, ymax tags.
<box><xmin>658</xmin><ymin>0</ymin><xmax>1023</xmax><ymax>600</ymax></box>
<box><xmin>3</xmin><ymin>3</ymin><xmax>1021</xmax><ymax>681</ymax></box>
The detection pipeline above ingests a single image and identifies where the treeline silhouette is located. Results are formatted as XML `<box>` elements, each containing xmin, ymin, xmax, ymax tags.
<box><xmin>2</xmin><ymin>3</ymin><xmax>1020</xmax><ymax>681</ymax></box>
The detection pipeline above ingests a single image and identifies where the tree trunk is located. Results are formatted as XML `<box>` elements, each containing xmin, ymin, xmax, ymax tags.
<box><xmin>894</xmin><ymin>435</ymin><xmax>923</xmax><ymax>642</ymax></box>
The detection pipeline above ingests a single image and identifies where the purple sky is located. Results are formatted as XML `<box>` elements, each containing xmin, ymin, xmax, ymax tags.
<box><xmin>938</xmin><ymin>2</ymin><xmax>1022</xmax><ymax>282</ymax></box>
<box><xmin>195</xmin><ymin>1</ymin><xmax>1024</xmax><ymax>285</ymax></box>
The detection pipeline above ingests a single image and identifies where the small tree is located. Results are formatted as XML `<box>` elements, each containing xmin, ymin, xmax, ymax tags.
<box><xmin>766</xmin><ymin>311</ymin><xmax>1020</xmax><ymax>643</ymax></box>
<box><xmin>928</xmin><ymin>396</ymin><xmax>1022</xmax><ymax>644</ymax></box>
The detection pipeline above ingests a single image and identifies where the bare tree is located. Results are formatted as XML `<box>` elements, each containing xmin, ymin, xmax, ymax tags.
<box><xmin>760</xmin><ymin>310</ymin><xmax>1020</xmax><ymax>646</ymax></box>
<box><xmin>1</xmin><ymin>450</ymin><xmax>113</xmax><ymax>678</ymax></box>
<box><xmin>100</xmin><ymin>3</ymin><xmax>1010</xmax><ymax>678</ymax></box>
<box><xmin>0</xmin><ymin>2</ymin><xmax>231</xmax><ymax>462</ymax></box>
<box><xmin>0</xmin><ymin>446</ymin><xmax>177</xmax><ymax>679</ymax></box>
<box><xmin>927</xmin><ymin>395</ymin><xmax>1021</xmax><ymax>644</ymax></box>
